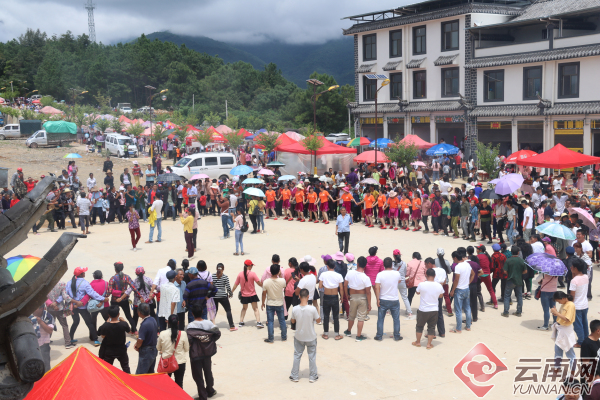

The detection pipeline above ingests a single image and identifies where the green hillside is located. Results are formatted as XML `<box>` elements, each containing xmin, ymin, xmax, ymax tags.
<box><xmin>145</xmin><ymin>32</ymin><xmax>354</xmax><ymax>87</ymax></box>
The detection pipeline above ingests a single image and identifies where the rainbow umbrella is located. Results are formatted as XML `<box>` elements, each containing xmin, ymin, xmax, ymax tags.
<box><xmin>346</xmin><ymin>137</ymin><xmax>370</xmax><ymax>147</ymax></box>
<box><xmin>6</xmin><ymin>255</ymin><xmax>41</xmax><ymax>281</ymax></box>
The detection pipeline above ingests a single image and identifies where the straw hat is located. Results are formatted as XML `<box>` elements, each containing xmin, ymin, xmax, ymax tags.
<box><xmin>297</xmin><ymin>184</ymin><xmax>304</xmax><ymax>189</ymax></box>
<box><xmin>388</xmin><ymin>191</ymin><xmax>397</xmax><ymax>197</ymax></box>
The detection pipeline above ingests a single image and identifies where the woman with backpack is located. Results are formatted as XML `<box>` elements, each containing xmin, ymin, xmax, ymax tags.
<box><xmin>234</xmin><ymin>208</ymin><xmax>247</xmax><ymax>256</ymax></box>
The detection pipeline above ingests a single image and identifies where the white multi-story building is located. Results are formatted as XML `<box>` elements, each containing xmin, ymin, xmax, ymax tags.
<box><xmin>344</xmin><ymin>0</ymin><xmax>600</xmax><ymax>157</ymax></box>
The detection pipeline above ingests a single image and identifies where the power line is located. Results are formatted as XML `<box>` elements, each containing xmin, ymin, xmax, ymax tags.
<box><xmin>84</xmin><ymin>0</ymin><xmax>96</xmax><ymax>43</ymax></box>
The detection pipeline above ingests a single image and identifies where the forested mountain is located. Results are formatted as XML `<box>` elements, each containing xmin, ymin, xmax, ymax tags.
<box><xmin>0</xmin><ymin>29</ymin><xmax>354</xmax><ymax>133</ymax></box>
<box><xmin>145</xmin><ymin>32</ymin><xmax>354</xmax><ymax>87</ymax></box>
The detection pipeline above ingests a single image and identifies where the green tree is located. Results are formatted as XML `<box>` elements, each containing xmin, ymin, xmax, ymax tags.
<box><xmin>224</xmin><ymin>114</ymin><xmax>239</xmax><ymax>129</ymax></box>
<box><xmin>301</xmin><ymin>132</ymin><xmax>325</xmax><ymax>173</ymax></box>
<box><xmin>255</xmin><ymin>132</ymin><xmax>281</xmax><ymax>155</ymax></box>
<box><xmin>93</xmin><ymin>91</ymin><xmax>112</xmax><ymax>108</ymax></box>
<box><xmin>223</xmin><ymin>130</ymin><xmax>245</xmax><ymax>151</ymax></box>
<box><xmin>40</xmin><ymin>96</ymin><xmax>54</xmax><ymax>107</ymax></box>
<box><xmin>151</xmin><ymin>124</ymin><xmax>168</xmax><ymax>143</ymax></box>
<box><xmin>387</xmin><ymin>140</ymin><xmax>419</xmax><ymax>169</ymax></box>
<box><xmin>126</xmin><ymin>122</ymin><xmax>145</xmax><ymax>138</ymax></box>
<box><xmin>110</xmin><ymin>119</ymin><xmax>124</xmax><ymax>133</ymax></box>
<box><xmin>476</xmin><ymin>142</ymin><xmax>500</xmax><ymax>179</ymax></box>
<box><xmin>96</xmin><ymin>118</ymin><xmax>110</xmax><ymax>134</ymax></box>
<box><xmin>1</xmin><ymin>90</ymin><xmax>19</xmax><ymax>101</ymax></box>
<box><xmin>204</xmin><ymin>111</ymin><xmax>220</xmax><ymax>127</ymax></box>
<box><xmin>192</xmin><ymin>130</ymin><xmax>213</xmax><ymax>147</ymax></box>
<box><xmin>173</xmin><ymin>126</ymin><xmax>188</xmax><ymax>143</ymax></box>
<box><xmin>186</xmin><ymin>114</ymin><xmax>199</xmax><ymax>128</ymax></box>
<box><xmin>21</xmin><ymin>109</ymin><xmax>37</xmax><ymax>120</ymax></box>
<box><xmin>73</xmin><ymin>111</ymin><xmax>87</xmax><ymax>131</ymax></box>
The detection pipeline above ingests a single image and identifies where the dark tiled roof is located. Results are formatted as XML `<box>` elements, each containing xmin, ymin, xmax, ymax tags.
<box><xmin>349</xmin><ymin>102</ymin><xmax>401</xmax><ymax>115</ymax></box>
<box><xmin>465</xmin><ymin>43</ymin><xmax>600</xmax><ymax>68</ymax></box>
<box><xmin>511</xmin><ymin>0</ymin><xmax>600</xmax><ymax>23</ymax></box>
<box><xmin>469</xmin><ymin>104</ymin><xmax>542</xmax><ymax>117</ymax></box>
<box><xmin>357</xmin><ymin>63</ymin><xmax>376</xmax><ymax>73</ymax></box>
<box><xmin>343</xmin><ymin>4</ymin><xmax>523</xmax><ymax>35</ymax></box>
<box><xmin>545</xmin><ymin>101</ymin><xmax>600</xmax><ymax>115</ymax></box>
<box><xmin>407</xmin><ymin>58</ymin><xmax>426</xmax><ymax>69</ymax></box>
<box><xmin>434</xmin><ymin>54</ymin><xmax>460</xmax><ymax>66</ymax></box>
<box><xmin>382</xmin><ymin>60</ymin><xmax>402</xmax><ymax>71</ymax></box>
<box><xmin>404</xmin><ymin>101</ymin><xmax>463</xmax><ymax>112</ymax></box>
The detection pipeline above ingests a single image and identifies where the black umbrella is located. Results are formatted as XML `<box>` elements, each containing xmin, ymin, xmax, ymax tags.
<box><xmin>479</xmin><ymin>189</ymin><xmax>500</xmax><ymax>200</ymax></box>
<box><xmin>156</xmin><ymin>173</ymin><xmax>184</xmax><ymax>183</ymax></box>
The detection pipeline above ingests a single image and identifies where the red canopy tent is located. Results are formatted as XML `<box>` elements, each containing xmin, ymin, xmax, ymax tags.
<box><xmin>239</xmin><ymin>128</ymin><xmax>252</xmax><ymax>137</ymax></box>
<box><xmin>516</xmin><ymin>143</ymin><xmax>600</xmax><ymax>169</ymax></box>
<box><xmin>397</xmin><ymin>134</ymin><xmax>434</xmax><ymax>150</ymax></box>
<box><xmin>505</xmin><ymin>149</ymin><xmax>537</xmax><ymax>165</ymax></box>
<box><xmin>186</xmin><ymin>125</ymin><xmax>200</xmax><ymax>132</ymax></box>
<box><xmin>354</xmin><ymin>150</ymin><xmax>390</xmax><ymax>163</ymax></box>
<box><xmin>25</xmin><ymin>347</ymin><xmax>192</xmax><ymax>400</ymax></box>
<box><xmin>118</xmin><ymin>115</ymin><xmax>132</xmax><ymax>123</ymax></box>
<box><xmin>207</xmin><ymin>126</ymin><xmax>227</xmax><ymax>143</ymax></box>
<box><xmin>276</xmin><ymin>136</ymin><xmax>356</xmax><ymax>155</ymax></box>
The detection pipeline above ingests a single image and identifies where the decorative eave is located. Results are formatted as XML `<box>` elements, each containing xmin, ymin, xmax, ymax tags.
<box><xmin>469</xmin><ymin>104</ymin><xmax>542</xmax><ymax>117</ymax></box>
<box><xmin>434</xmin><ymin>54</ymin><xmax>460</xmax><ymax>66</ymax></box>
<box><xmin>544</xmin><ymin>101</ymin><xmax>600</xmax><ymax>115</ymax></box>
<box><xmin>465</xmin><ymin>43</ymin><xmax>600</xmax><ymax>68</ymax></box>
<box><xmin>357</xmin><ymin>63</ymin><xmax>377</xmax><ymax>73</ymax></box>
<box><xmin>407</xmin><ymin>58</ymin><xmax>426</xmax><ymax>69</ymax></box>
<box><xmin>343</xmin><ymin>4</ymin><xmax>524</xmax><ymax>36</ymax></box>
<box><xmin>403</xmin><ymin>100</ymin><xmax>463</xmax><ymax>113</ymax></box>
<box><xmin>348</xmin><ymin>102</ymin><xmax>401</xmax><ymax>115</ymax></box>
<box><xmin>382</xmin><ymin>60</ymin><xmax>402</xmax><ymax>71</ymax></box>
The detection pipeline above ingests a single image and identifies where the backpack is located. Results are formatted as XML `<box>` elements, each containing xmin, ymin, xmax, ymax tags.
<box><xmin>443</xmin><ymin>165</ymin><xmax>450</xmax><ymax>174</ymax></box>
<box><xmin>241</xmin><ymin>216</ymin><xmax>249</xmax><ymax>232</ymax></box>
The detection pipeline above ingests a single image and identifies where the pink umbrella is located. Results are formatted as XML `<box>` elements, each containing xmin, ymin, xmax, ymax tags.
<box><xmin>258</xmin><ymin>168</ymin><xmax>274</xmax><ymax>176</ymax></box>
<box><xmin>568</xmin><ymin>207</ymin><xmax>596</xmax><ymax>230</ymax></box>
<box><xmin>190</xmin><ymin>174</ymin><xmax>210</xmax><ymax>180</ymax></box>
<box><xmin>411</xmin><ymin>161</ymin><xmax>426</xmax><ymax>167</ymax></box>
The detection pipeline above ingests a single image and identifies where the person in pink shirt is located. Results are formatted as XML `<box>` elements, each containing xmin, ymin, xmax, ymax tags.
<box><xmin>283</xmin><ymin>258</ymin><xmax>299</xmax><ymax>316</ymax></box>
<box><xmin>365</xmin><ymin>246</ymin><xmax>384</xmax><ymax>286</ymax></box>
<box><xmin>542</xmin><ymin>236</ymin><xmax>557</xmax><ymax>256</ymax></box>
<box><xmin>406</xmin><ymin>252</ymin><xmax>427</xmax><ymax>305</ymax></box>
<box><xmin>88</xmin><ymin>270</ymin><xmax>110</xmax><ymax>335</ymax></box>
<box><xmin>232</xmin><ymin>259</ymin><xmax>264</xmax><ymax>328</ymax></box>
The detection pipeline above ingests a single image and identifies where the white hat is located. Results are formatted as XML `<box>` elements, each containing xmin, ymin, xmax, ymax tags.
<box><xmin>303</xmin><ymin>255</ymin><xmax>316</xmax><ymax>267</ymax></box>
<box><xmin>133</xmin><ymin>160</ymin><xmax>138</xmax><ymax>165</ymax></box>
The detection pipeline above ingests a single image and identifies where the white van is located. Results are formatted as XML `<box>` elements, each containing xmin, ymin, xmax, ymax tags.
<box><xmin>325</xmin><ymin>133</ymin><xmax>349</xmax><ymax>144</ymax></box>
<box><xmin>105</xmin><ymin>134</ymin><xmax>138</xmax><ymax>157</ymax></box>
<box><xmin>171</xmin><ymin>152</ymin><xmax>237</xmax><ymax>181</ymax></box>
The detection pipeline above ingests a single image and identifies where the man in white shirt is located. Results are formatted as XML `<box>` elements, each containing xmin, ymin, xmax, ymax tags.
<box><xmin>176</xmin><ymin>180</ymin><xmax>184</xmax><ymax>215</ymax></box>
<box><xmin>530</xmin><ymin>234</ymin><xmax>545</xmax><ymax>253</ymax></box>
<box><xmin>151</xmin><ymin>259</ymin><xmax>177</xmax><ymax>294</ymax></box>
<box><xmin>553</xmin><ymin>190</ymin><xmax>569</xmax><ymax>215</ymax></box>
<box><xmin>76</xmin><ymin>191</ymin><xmax>92</xmax><ymax>235</ymax></box>
<box><xmin>290</xmin><ymin>288</ymin><xmax>319</xmax><ymax>383</ymax></box>
<box><xmin>569</xmin><ymin>259</ymin><xmax>589</xmax><ymax>345</ymax></box>
<box><xmin>318</xmin><ymin>259</ymin><xmax>344</xmax><ymax>340</ymax></box>
<box><xmin>157</xmin><ymin>270</ymin><xmax>180</xmax><ymax>331</ymax></box>
<box><xmin>426</xmin><ymin>257</ymin><xmax>447</xmax><ymax>336</ymax></box>
<box><xmin>87</xmin><ymin>173</ymin><xmax>96</xmax><ymax>191</ymax></box>
<box><xmin>531</xmin><ymin>187</ymin><xmax>544</xmax><ymax>209</ymax></box>
<box><xmin>576</xmin><ymin>229</ymin><xmax>594</xmax><ymax>258</ymax></box>
<box><xmin>296</xmin><ymin>264</ymin><xmax>318</xmax><ymax>310</ymax></box>
<box><xmin>262</xmin><ymin>264</ymin><xmax>287</xmax><ymax>343</ymax></box>
<box><xmin>147</xmin><ymin>196</ymin><xmax>163</xmax><ymax>243</ymax></box>
<box><xmin>450</xmin><ymin>251</ymin><xmax>475</xmax><ymax>333</ymax></box>
<box><xmin>343</xmin><ymin>256</ymin><xmax>372</xmax><ymax>341</ymax></box>
<box><xmin>522</xmin><ymin>200</ymin><xmax>534</xmax><ymax>242</ymax></box>
<box><xmin>413</xmin><ymin>268</ymin><xmax>444</xmax><ymax>349</ymax></box>
<box><xmin>374</xmin><ymin>257</ymin><xmax>402</xmax><ymax>341</ymax></box>
<box><xmin>439</xmin><ymin>176</ymin><xmax>452</xmax><ymax>196</ymax></box>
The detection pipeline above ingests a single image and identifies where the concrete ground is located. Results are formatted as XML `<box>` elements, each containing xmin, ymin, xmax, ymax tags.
<box><xmin>9</xmin><ymin>211</ymin><xmax>596</xmax><ymax>400</ymax></box>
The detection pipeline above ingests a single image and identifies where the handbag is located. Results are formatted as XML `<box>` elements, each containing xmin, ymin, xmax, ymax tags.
<box><xmin>157</xmin><ymin>331</ymin><xmax>181</xmax><ymax>373</ymax></box>
<box><xmin>406</xmin><ymin>261</ymin><xmax>422</xmax><ymax>288</ymax></box>
<box><xmin>87</xmin><ymin>282</ymin><xmax>107</xmax><ymax>313</ymax></box>
<box><xmin>534</xmin><ymin>277</ymin><xmax>553</xmax><ymax>300</ymax></box>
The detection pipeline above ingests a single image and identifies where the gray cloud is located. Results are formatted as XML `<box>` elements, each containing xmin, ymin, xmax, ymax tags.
<box><xmin>0</xmin><ymin>0</ymin><xmax>414</xmax><ymax>44</ymax></box>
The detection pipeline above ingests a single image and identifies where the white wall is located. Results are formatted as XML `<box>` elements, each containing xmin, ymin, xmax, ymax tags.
<box><xmin>475</xmin><ymin>41</ymin><xmax>547</xmax><ymax>57</ymax></box>
<box><xmin>555</xmin><ymin>33</ymin><xmax>600</xmax><ymax>48</ymax></box>
<box><xmin>356</xmin><ymin>15</ymin><xmax>467</xmax><ymax>104</ymax></box>
<box><xmin>476</xmin><ymin>56</ymin><xmax>600</xmax><ymax>105</ymax></box>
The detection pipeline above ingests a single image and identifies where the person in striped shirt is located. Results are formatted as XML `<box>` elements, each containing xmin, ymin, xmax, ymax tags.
<box><xmin>211</xmin><ymin>263</ymin><xmax>236</xmax><ymax>331</ymax></box>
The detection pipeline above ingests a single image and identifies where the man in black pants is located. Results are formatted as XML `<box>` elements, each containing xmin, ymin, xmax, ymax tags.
<box><xmin>187</xmin><ymin>303</ymin><xmax>220</xmax><ymax>399</ymax></box>
<box><xmin>335</xmin><ymin>206</ymin><xmax>352</xmax><ymax>254</ymax></box>
<box><xmin>98</xmin><ymin>306</ymin><xmax>131</xmax><ymax>373</ymax></box>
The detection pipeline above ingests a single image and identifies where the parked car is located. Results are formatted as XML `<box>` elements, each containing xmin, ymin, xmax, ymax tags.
<box><xmin>31</xmin><ymin>95</ymin><xmax>42</xmax><ymax>100</ymax></box>
<box><xmin>137</xmin><ymin>106</ymin><xmax>155</xmax><ymax>113</ymax></box>
<box><xmin>105</xmin><ymin>134</ymin><xmax>138</xmax><ymax>157</ymax></box>
<box><xmin>171</xmin><ymin>152</ymin><xmax>237</xmax><ymax>181</ymax></box>
<box><xmin>0</xmin><ymin>124</ymin><xmax>20</xmax><ymax>140</ymax></box>
<box><xmin>325</xmin><ymin>133</ymin><xmax>349</xmax><ymax>144</ymax></box>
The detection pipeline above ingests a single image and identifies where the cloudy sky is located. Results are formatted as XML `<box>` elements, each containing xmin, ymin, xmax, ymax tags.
<box><xmin>0</xmin><ymin>0</ymin><xmax>416</xmax><ymax>44</ymax></box>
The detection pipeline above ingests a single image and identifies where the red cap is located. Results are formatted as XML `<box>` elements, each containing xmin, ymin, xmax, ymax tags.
<box><xmin>74</xmin><ymin>267</ymin><xmax>88</xmax><ymax>277</ymax></box>
<box><xmin>393</xmin><ymin>249</ymin><xmax>401</xmax><ymax>256</ymax></box>
<box><xmin>17</xmin><ymin>168</ymin><xmax>22</xmax><ymax>172</ymax></box>
<box><xmin>244</xmin><ymin>259</ymin><xmax>253</xmax><ymax>266</ymax></box>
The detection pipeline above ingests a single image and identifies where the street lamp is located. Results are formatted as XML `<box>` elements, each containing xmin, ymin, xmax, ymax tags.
<box><xmin>306</xmin><ymin>78</ymin><xmax>339</xmax><ymax>133</ymax></box>
<box><xmin>365</xmin><ymin>74</ymin><xmax>390</xmax><ymax>165</ymax></box>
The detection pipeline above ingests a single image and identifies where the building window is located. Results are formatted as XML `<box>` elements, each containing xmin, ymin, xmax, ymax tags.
<box><xmin>413</xmin><ymin>26</ymin><xmax>426</xmax><ymax>55</ymax></box>
<box><xmin>558</xmin><ymin>62</ymin><xmax>579</xmax><ymax>98</ymax></box>
<box><xmin>523</xmin><ymin>66</ymin><xmax>542</xmax><ymax>100</ymax></box>
<box><xmin>413</xmin><ymin>71</ymin><xmax>426</xmax><ymax>99</ymax></box>
<box><xmin>390</xmin><ymin>73</ymin><xmax>402</xmax><ymax>100</ymax></box>
<box><xmin>441</xmin><ymin>20</ymin><xmax>459</xmax><ymax>51</ymax></box>
<box><xmin>442</xmin><ymin>68</ymin><xmax>459</xmax><ymax>97</ymax></box>
<box><xmin>363</xmin><ymin>76</ymin><xmax>376</xmax><ymax>101</ymax></box>
<box><xmin>483</xmin><ymin>70</ymin><xmax>504</xmax><ymax>102</ymax></box>
<box><xmin>389</xmin><ymin>30</ymin><xmax>402</xmax><ymax>58</ymax></box>
<box><xmin>363</xmin><ymin>34</ymin><xmax>376</xmax><ymax>61</ymax></box>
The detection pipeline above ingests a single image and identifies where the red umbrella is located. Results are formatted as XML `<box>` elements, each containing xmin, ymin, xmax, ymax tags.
<box><xmin>505</xmin><ymin>149</ymin><xmax>537</xmax><ymax>165</ymax></box>
<box><xmin>32</xmin><ymin>99</ymin><xmax>41</xmax><ymax>104</ymax></box>
<box><xmin>516</xmin><ymin>144</ymin><xmax>600</xmax><ymax>169</ymax></box>
<box><xmin>353</xmin><ymin>150</ymin><xmax>390</xmax><ymax>163</ymax></box>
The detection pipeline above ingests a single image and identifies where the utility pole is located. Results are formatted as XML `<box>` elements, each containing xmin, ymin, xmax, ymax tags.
<box><xmin>84</xmin><ymin>0</ymin><xmax>96</xmax><ymax>43</ymax></box>
<box><xmin>193</xmin><ymin>94</ymin><xmax>195</xmax><ymax>114</ymax></box>
<box><xmin>225</xmin><ymin>100</ymin><xmax>228</xmax><ymax>120</ymax></box>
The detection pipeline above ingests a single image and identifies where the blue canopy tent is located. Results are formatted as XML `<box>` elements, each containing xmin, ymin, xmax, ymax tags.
<box><xmin>369</xmin><ymin>138</ymin><xmax>393</xmax><ymax>148</ymax></box>
<box><xmin>426</xmin><ymin>143</ymin><xmax>459</xmax><ymax>156</ymax></box>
